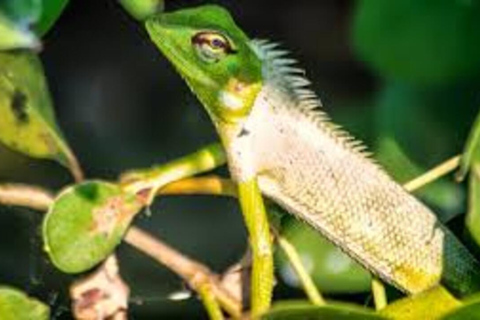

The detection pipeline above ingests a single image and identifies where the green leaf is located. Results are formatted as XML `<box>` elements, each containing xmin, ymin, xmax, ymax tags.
<box><xmin>379</xmin><ymin>287</ymin><xmax>461</xmax><ymax>320</ymax></box>
<box><xmin>35</xmin><ymin>0</ymin><xmax>69</xmax><ymax>36</ymax></box>
<box><xmin>0</xmin><ymin>286</ymin><xmax>49</xmax><ymax>320</ymax></box>
<box><xmin>0</xmin><ymin>0</ymin><xmax>41</xmax><ymax>27</ymax></box>
<box><xmin>118</xmin><ymin>0</ymin><xmax>164</xmax><ymax>21</ymax></box>
<box><xmin>276</xmin><ymin>219</ymin><xmax>371</xmax><ymax>294</ymax></box>
<box><xmin>442</xmin><ymin>294</ymin><xmax>480</xmax><ymax>319</ymax></box>
<box><xmin>0</xmin><ymin>51</ymin><xmax>82</xmax><ymax>181</ymax></box>
<box><xmin>43</xmin><ymin>181</ymin><xmax>143</xmax><ymax>273</ymax></box>
<box><xmin>373</xmin><ymin>81</ymin><xmax>477</xmax><ymax>216</ymax></box>
<box><xmin>376</xmin><ymin>136</ymin><xmax>462</xmax><ymax>220</ymax></box>
<box><xmin>0</xmin><ymin>12</ymin><xmax>39</xmax><ymax>50</ymax></box>
<box><xmin>0</xmin><ymin>0</ymin><xmax>69</xmax><ymax>36</ymax></box>
<box><xmin>262</xmin><ymin>301</ymin><xmax>386</xmax><ymax>320</ymax></box>
<box><xmin>353</xmin><ymin>0</ymin><xmax>480</xmax><ymax>84</ymax></box>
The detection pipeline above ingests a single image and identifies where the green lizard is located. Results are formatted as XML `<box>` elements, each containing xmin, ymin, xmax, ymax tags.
<box><xmin>139</xmin><ymin>4</ymin><xmax>480</xmax><ymax>314</ymax></box>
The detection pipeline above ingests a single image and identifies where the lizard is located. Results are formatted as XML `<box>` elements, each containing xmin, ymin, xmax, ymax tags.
<box><xmin>139</xmin><ymin>4</ymin><xmax>480</xmax><ymax>313</ymax></box>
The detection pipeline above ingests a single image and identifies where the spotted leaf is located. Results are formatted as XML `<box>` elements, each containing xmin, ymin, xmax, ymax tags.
<box><xmin>43</xmin><ymin>181</ymin><xmax>143</xmax><ymax>273</ymax></box>
<box><xmin>0</xmin><ymin>51</ymin><xmax>82</xmax><ymax>181</ymax></box>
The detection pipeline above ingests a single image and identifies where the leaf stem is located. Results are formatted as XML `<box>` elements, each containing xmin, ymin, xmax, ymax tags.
<box><xmin>66</xmin><ymin>151</ymin><xmax>85</xmax><ymax>183</ymax></box>
<box><xmin>403</xmin><ymin>155</ymin><xmax>460</xmax><ymax>192</ymax></box>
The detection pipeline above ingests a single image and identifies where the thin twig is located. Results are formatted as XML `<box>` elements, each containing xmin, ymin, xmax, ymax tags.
<box><xmin>403</xmin><ymin>155</ymin><xmax>460</xmax><ymax>192</ymax></box>
<box><xmin>0</xmin><ymin>184</ymin><xmax>54</xmax><ymax>211</ymax></box>
<box><xmin>194</xmin><ymin>278</ymin><xmax>225</xmax><ymax>320</ymax></box>
<box><xmin>276</xmin><ymin>235</ymin><xmax>325</xmax><ymax>306</ymax></box>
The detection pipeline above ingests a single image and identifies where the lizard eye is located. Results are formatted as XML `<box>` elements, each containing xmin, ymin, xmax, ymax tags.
<box><xmin>192</xmin><ymin>31</ymin><xmax>236</xmax><ymax>63</ymax></box>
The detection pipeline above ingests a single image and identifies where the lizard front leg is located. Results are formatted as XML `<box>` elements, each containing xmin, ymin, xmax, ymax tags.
<box><xmin>121</xmin><ymin>143</ymin><xmax>226</xmax><ymax>204</ymax></box>
<box><xmin>238</xmin><ymin>177</ymin><xmax>274</xmax><ymax>316</ymax></box>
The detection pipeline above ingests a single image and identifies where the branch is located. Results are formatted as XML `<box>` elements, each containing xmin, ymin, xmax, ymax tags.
<box><xmin>124</xmin><ymin>228</ymin><xmax>240</xmax><ymax>318</ymax></box>
<box><xmin>403</xmin><ymin>155</ymin><xmax>460</xmax><ymax>192</ymax></box>
<box><xmin>0</xmin><ymin>183</ymin><xmax>242</xmax><ymax>318</ymax></box>
<box><xmin>0</xmin><ymin>184</ymin><xmax>54</xmax><ymax>211</ymax></box>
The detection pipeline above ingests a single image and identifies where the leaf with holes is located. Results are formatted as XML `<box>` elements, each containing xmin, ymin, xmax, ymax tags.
<box><xmin>43</xmin><ymin>181</ymin><xmax>143</xmax><ymax>273</ymax></box>
<box><xmin>0</xmin><ymin>286</ymin><xmax>49</xmax><ymax>320</ymax></box>
<box><xmin>0</xmin><ymin>51</ymin><xmax>82</xmax><ymax>181</ymax></box>
<box><xmin>262</xmin><ymin>301</ymin><xmax>386</xmax><ymax>320</ymax></box>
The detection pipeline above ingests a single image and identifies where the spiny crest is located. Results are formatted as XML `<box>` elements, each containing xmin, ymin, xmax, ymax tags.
<box><xmin>249</xmin><ymin>39</ymin><xmax>373</xmax><ymax>157</ymax></box>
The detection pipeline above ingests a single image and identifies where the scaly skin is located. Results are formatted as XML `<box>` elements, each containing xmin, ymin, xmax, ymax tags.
<box><xmin>145</xmin><ymin>5</ymin><xmax>480</xmax><ymax>298</ymax></box>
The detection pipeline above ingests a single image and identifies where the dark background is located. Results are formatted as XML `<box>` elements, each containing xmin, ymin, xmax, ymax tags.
<box><xmin>1</xmin><ymin>0</ymin><xmax>480</xmax><ymax>318</ymax></box>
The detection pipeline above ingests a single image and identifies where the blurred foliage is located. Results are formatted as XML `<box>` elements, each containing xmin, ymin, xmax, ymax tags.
<box><xmin>353</xmin><ymin>0</ymin><xmax>480</xmax><ymax>85</ymax></box>
<box><xmin>118</xmin><ymin>0</ymin><xmax>164</xmax><ymax>21</ymax></box>
<box><xmin>0</xmin><ymin>51</ymin><xmax>81</xmax><ymax>180</ymax></box>
<box><xmin>0</xmin><ymin>286</ymin><xmax>49</xmax><ymax>320</ymax></box>
<box><xmin>0</xmin><ymin>0</ymin><xmax>69</xmax><ymax>36</ymax></box>
<box><xmin>375</xmin><ymin>82</ymin><xmax>479</xmax><ymax>167</ymax></box>
<box><xmin>0</xmin><ymin>0</ymin><xmax>41</xmax><ymax>29</ymax></box>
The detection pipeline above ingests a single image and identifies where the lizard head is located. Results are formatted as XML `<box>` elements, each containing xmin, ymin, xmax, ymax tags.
<box><xmin>145</xmin><ymin>5</ymin><xmax>262</xmax><ymax>125</ymax></box>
